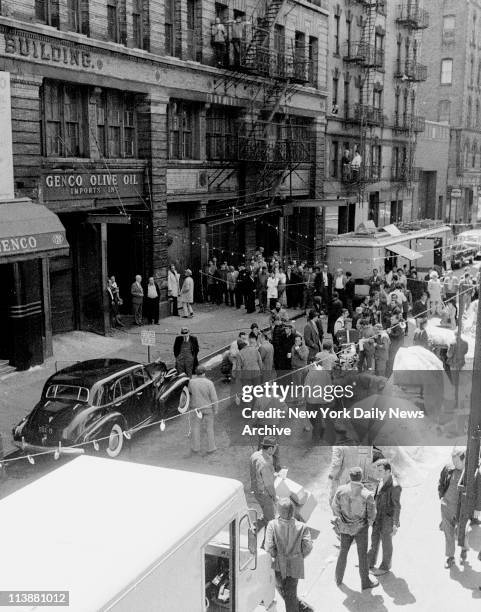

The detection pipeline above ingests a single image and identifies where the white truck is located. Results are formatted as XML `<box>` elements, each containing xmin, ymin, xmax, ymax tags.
<box><xmin>0</xmin><ymin>456</ymin><xmax>276</xmax><ymax>611</ymax></box>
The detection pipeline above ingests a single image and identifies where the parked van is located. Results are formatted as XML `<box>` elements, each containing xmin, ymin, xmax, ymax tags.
<box><xmin>0</xmin><ymin>456</ymin><xmax>276</xmax><ymax>611</ymax></box>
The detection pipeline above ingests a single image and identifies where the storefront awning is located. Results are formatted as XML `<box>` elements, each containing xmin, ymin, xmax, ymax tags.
<box><xmin>387</xmin><ymin>243</ymin><xmax>422</xmax><ymax>261</ymax></box>
<box><xmin>0</xmin><ymin>199</ymin><xmax>69</xmax><ymax>263</ymax></box>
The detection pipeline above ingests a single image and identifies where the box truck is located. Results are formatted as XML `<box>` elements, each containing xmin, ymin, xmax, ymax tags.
<box><xmin>0</xmin><ymin>456</ymin><xmax>276</xmax><ymax>611</ymax></box>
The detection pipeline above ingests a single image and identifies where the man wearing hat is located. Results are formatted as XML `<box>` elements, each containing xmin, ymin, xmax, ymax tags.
<box><xmin>188</xmin><ymin>365</ymin><xmax>218</xmax><ymax>455</ymax></box>
<box><xmin>332</xmin><ymin>467</ymin><xmax>378</xmax><ymax>590</ymax></box>
<box><xmin>173</xmin><ymin>327</ymin><xmax>199</xmax><ymax>377</ymax></box>
<box><xmin>179</xmin><ymin>269</ymin><xmax>194</xmax><ymax>318</ymax></box>
<box><xmin>250</xmin><ymin>437</ymin><xmax>278</xmax><ymax>532</ymax></box>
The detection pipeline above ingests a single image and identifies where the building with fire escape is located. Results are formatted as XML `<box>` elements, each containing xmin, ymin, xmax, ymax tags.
<box><xmin>0</xmin><ymin>0</ymin><xmax>328</xmax><ymax>369</ymax></box>
<box><xmin>324</xmin><ymin>0</ymin><xmax>428</xmax><ymax>242</ymax></box>
<box><xmin>418</xmin><ymin>0</ymin><xmax>481</xmax><ymax>227</ymax></box>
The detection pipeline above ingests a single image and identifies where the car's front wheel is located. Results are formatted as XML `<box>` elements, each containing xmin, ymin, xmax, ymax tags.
<box><xmin>106</xmin><ymin>423</ymin><xmax>124</xmax><ymax>458</ymax></box>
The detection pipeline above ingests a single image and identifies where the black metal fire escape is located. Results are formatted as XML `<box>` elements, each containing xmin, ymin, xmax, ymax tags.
<box><xmin>342</xmin><ymin>0</ymin><xmax>386</xmax><ymax>205</ymax></box>
<box><xmin>199</xmin><ymin>0</ymin><xmax>314</xmax><ymax>225</ymax></box>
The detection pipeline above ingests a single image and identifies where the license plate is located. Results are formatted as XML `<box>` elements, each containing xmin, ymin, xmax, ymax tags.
<box><xmin>38</xmin><ymin>425</ymin><xmax>54</xmax><ymax>434</ymax></box>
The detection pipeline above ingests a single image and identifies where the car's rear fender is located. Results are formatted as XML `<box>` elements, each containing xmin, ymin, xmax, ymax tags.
<box><xmin>157</xmin><ymin>375</ymin><xmax>189</xmax><ymax>402</ymax></box>
<box><xmin>83</xmin><ymin>412</ymin><xmax>127</xmax><ymax>442</ymax></box>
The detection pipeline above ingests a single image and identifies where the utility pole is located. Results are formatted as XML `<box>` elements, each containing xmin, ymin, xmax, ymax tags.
<box><xmin>458</xmin><ymin>276</ymin><xmax>481</xmax><ymax>546</ymax></box>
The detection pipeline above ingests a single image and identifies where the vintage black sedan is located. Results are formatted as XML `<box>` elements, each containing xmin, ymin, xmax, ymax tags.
<box><xmin>12</xmin><ymin>358</ymin><xmax>190</xmax><ymax>458</ymax></box>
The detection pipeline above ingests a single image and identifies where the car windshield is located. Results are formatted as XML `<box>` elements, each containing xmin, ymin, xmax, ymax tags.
<box><xmin>45</xmin><ymin>385</ymin><xmax>89</xmax><ymax>402</ymax></box>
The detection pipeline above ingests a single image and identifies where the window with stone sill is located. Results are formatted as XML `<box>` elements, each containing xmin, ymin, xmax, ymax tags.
<box><xmin>206</xmin><ymin>107</ymin><xmax>237</xmax><ymax>161</ymax></box>
<box><xmin>42</xmin><ymin>81</ymin><xmax>87</xmax><ymax>158</ymax></box>
<box><xmin>168</xmin><ymin>101</ymin><xmax>199</xmax><ymax>160</ymax></box>
<box><xmin>35</xmin><ymin>0</ymin><xmax>59</xmax><ymax>27</ymax></box>
<box><xmin>95</xmin><ymin>91</ymin><xmax>136</xmax><ymax>159</ymax></box>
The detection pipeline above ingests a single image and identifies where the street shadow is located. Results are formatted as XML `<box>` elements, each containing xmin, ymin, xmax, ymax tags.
<box><xmin>379</xmin><ymin>572</ymin><xmax>416</xmax><ymax>605</ymax></box>
<box><xmin>450</xmin><ymin>561</ymin><xmax>481</xmax><ymax>598</ymax></box>
<box><xmin>338</xmin><ymin>584</ymin><xmax>388</xmax><ymax>612</ymax></box>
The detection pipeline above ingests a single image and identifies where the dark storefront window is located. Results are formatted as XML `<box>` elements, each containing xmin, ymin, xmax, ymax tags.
<box><xmin>206</xmin><ymin>108</ymin><xmax>237</xmax><ymax>160</ymax></box>
<box><xmin>168</xmin><ymin>101</ymin><xmax>198</xmax><ymax>160</ymax></box>
<box><xmin>43</xmin><ymin>82</ymin><xmax>87</xmax><ymax>157</ymax></box>
<box><xmin>35</xmin><ymin>0</ymin><xmax>59</xmax><ymax>27</ymax></box>
<box><xmin>96</xmin><ymin>91</ymin><xmax>137</xmax><ymax>158</ymax></box>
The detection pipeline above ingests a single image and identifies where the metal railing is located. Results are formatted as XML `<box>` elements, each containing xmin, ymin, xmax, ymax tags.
<box><xmin>396</xmin><ymin>4</ymin><xmax>429</xmax><ymax>29</ymax></box>
<box><xmin>345</xmin><ymin>103</ymin><xmax>384</xmax><ymax>126</ymax></box>
<box><xmin>391</xmin><ymin>165</ymin><xmax>421</xmax><ymax>182</ymax></box>
<box><xmin>343</xmin><ymin>42</ymin><xmax>385</xmax><ymax>69</ymax></box>
<box><xmin>340</xmin><ymin>164</ymin><xmax>382</xmax><ymax>184</ymax></box>
<box><xmin>394</xmin><ymin>59</ymin><xmax>428</xmax><ymax>82</ymax></box>
<box><xmin>237</xmin><ymin>137</ymin><xmax>313</xmax><ymax>163</ymax></box>
<box><xmin>392</xmin><ymin>113</ymin><xmax>426</xmax><ymax>132</ymax></box>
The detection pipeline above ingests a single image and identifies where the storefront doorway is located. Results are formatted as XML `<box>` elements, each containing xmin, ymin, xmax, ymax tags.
<box><xmin>107</xmin><ymin>217</ymin><xmax>149</xmax><ymax>314</ymax></box>
<box><xmin>0</xmin><ymin>263</ymin><xmax>14</xmax><ymax>362</ymax></box>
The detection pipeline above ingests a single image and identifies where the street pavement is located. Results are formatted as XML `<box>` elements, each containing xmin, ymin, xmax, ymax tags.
<box><xmin>1</xmin><ymin>293</ymin><xmax>480</xmax><ymax>610</ymax></box>
<box><xmin>0</xmin><ymin>302</ymin><xmax>304</xmax><ymax>457</ymax></box>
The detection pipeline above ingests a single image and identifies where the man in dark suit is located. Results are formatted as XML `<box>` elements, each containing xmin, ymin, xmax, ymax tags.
<box><xmin>304</xmin><ymin>310</ymin><xmax>322</xmax><ymax>363</ymax></box>
<box><xmin>344</xmin><ymin>271</ymin><xmax>356</xmax><ymax>315</ymax></box>
<box><xmin>319</xmin><ymin>263</ymin><xmax>333</xmax><ymax>304</ymax></box>
<box><xmin>328</xmin><ymin>291</ymin><xmax>343</xmax><ymax>335</ymax></box>
<box><xmin>368</xmin><ymin>460</ymin><xmax>402</xmax><ymax>575</ymax></box>
<box><xmin>173</xmin><ymin>327</ymin><xmax>199</xmax><ymax>377</ymax></box>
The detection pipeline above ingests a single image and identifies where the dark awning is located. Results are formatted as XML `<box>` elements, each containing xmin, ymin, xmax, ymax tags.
<box><xmin>0</xmin><ymin>199</ymin><xmax>69</xmax><ymax>263</ymax></box>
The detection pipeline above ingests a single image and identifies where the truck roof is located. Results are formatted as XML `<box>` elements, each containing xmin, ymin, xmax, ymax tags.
<box><xmin>0</xmin><ymin>456</ymin><xmax>243</xmax><ymax>610</ymax></box>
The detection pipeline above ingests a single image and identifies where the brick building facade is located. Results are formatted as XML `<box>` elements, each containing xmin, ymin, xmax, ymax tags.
<box><xmin>0</xmin><ymin>0</ymin><xmax>328</xmax><ymax>367</ymax></box>
<box><xmin>324</xmin><ymin>0</ymin><xmax>428</xmax><ymax>240</ymax></box>
<box><xmin>419</xmin><ymin>0</ymin><xmax>481</xmax><ymax>226</ymax></box>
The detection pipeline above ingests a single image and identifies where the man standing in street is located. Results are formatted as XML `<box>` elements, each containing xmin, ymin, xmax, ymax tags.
<box><xmin>179</xmin><ymin>269</ymin><xmax>195</xmax><ymax>318</ymax></box>
<box><xmin>446</xmin><ymin>330</ymin><xmax>469</xmax><ymax>387</ymax></box>
<box><xmin>188</xmin><ymin>365</ymin><xmax>218</xmax><ymax>455</ymax></box>
<box><xmin>239</xmin><ymin>332</ymin><xmax>263</xmax><ymax>389</ymax></box>
<box><xmin>265</xmin><ymin>498</ymin><xmax>314</xmax><ymax>612</ymax></box>
<box><xmin>250</xmin><ymin>437</ymin><xmax>278</xmax><ymax>533</ymax></box>
<box><xmin>131</xmin><ymin>274</ymin><xmax>144</xmax><ymax>325</ymax></box>
<box><xmin>368</xmin><ymin>460</ymin><xmax>402</xmax><ymax>576</ymax></box>
<box><xmin>438</xmin><ymin>447</ymin><xmax>468</xmax><ymax>568</ymax></box>
<box><xmin>374</xmin><ymin>323</ymin><xmax>390</xmax><ymax>377</ymax></box>
<box><xmin>332</xmin><ymin>467</ymin><xmax>379</xmax><ymax>590</ymax></box>
<box><xmin>173</xmin><ymin>327</ymin><xmax>199</xmax><ymax>377</ymax></box>
<box><xmin>304</xmin><ymin>309</ymin><xmax>322</xmax><ymax>363</ymax></box>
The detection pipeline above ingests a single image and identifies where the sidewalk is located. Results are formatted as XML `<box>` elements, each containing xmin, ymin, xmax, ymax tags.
<box><xmin>0</xmin><ymin>303</ymin><xmax>303</xmax><ymax>455</ymax></box>
<box><xmin>292</xmin><ymin>446</ymin><xmax>481</xmax><ymax>612</ymax></box>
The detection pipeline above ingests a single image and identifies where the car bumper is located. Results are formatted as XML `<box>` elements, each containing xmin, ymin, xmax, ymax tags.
<box><xmin>13</xmin><ymin>440</ymin><xmax>85</xmax><ymax>456</ymax></box>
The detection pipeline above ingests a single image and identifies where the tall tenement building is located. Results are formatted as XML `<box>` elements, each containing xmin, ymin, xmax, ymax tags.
<box><xmin>0</xmin><ymin>0</ymin><xmax>328</xmax><ymax>368</ymax></box>
<box><xmin>324</xmin><ymin>0</ymin><xmax>428</xmax><ymax>239</ymax></box>
<box><xmin>418</xmin><ymin>0</ymin><xmax>481</xmax><ymax>226</ymax></box>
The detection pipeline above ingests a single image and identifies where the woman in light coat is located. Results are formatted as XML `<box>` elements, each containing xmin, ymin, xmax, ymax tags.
<box><xmin>180</xmin><ymin>269</ymin><xmax>194</xmax><ymax>318</ymax></box>
<box><xmin>167</xmin><ymin>264</ymin><xmax>180</xmax><ymax>316</ymax></box>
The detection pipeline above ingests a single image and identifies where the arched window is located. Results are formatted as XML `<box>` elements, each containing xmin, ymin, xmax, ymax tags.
<box><xmin>476</xmin><ymin>100</ymin><xmax>480</xmax><ymax>129</ymax></box>
<box><xmin>472</xmin><ymin>142</ymin><xmax>477</xmax><ymax>168</ymax></box>
<box><xmin>467</xmin><ymin>97</ymin><xmax>472</xmax><ymax>128</ymax></box>
<box><xmin>464</xmin><ymin>140</ymin><xmax>470</xmax><ymax>168</ymax></box>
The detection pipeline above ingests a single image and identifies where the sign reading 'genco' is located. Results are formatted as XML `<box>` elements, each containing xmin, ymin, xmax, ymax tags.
<box><xmin>42</xmin><ymin>171</ymin><xmax>145</xmax><ymax>201</ymax></box>
<box><xmin>4</xmin><ymin>34</ymin><xmax>92</xmax><ymax>68</ymax></box>
<box><xmin>0</xmin><ymin>233</ymin><xmax>65</xmax><ymax>255</ymax></box>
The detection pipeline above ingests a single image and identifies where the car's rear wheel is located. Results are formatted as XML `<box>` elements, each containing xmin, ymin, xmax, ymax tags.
<box><xmin>178</xmin><ymin>387</ymin><xmax>190</xmax><ymax>414</ymax></box>
<box><xmin>106</xmin><ymin>423</ymin><xmax>124</xmax><ymax>458</ymax></box>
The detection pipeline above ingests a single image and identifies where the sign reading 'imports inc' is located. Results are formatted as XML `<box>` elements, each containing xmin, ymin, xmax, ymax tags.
<box><xmin>42</xmin><ymin>170</ymin><xmax>144</xmax><ymax>201</ymax></box>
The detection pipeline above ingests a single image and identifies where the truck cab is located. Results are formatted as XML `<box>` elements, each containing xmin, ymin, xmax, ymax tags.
<box><xmin>0</xmin><ymin>456</ymin><xmax>276</xmax><ymax>611</ymax></box>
